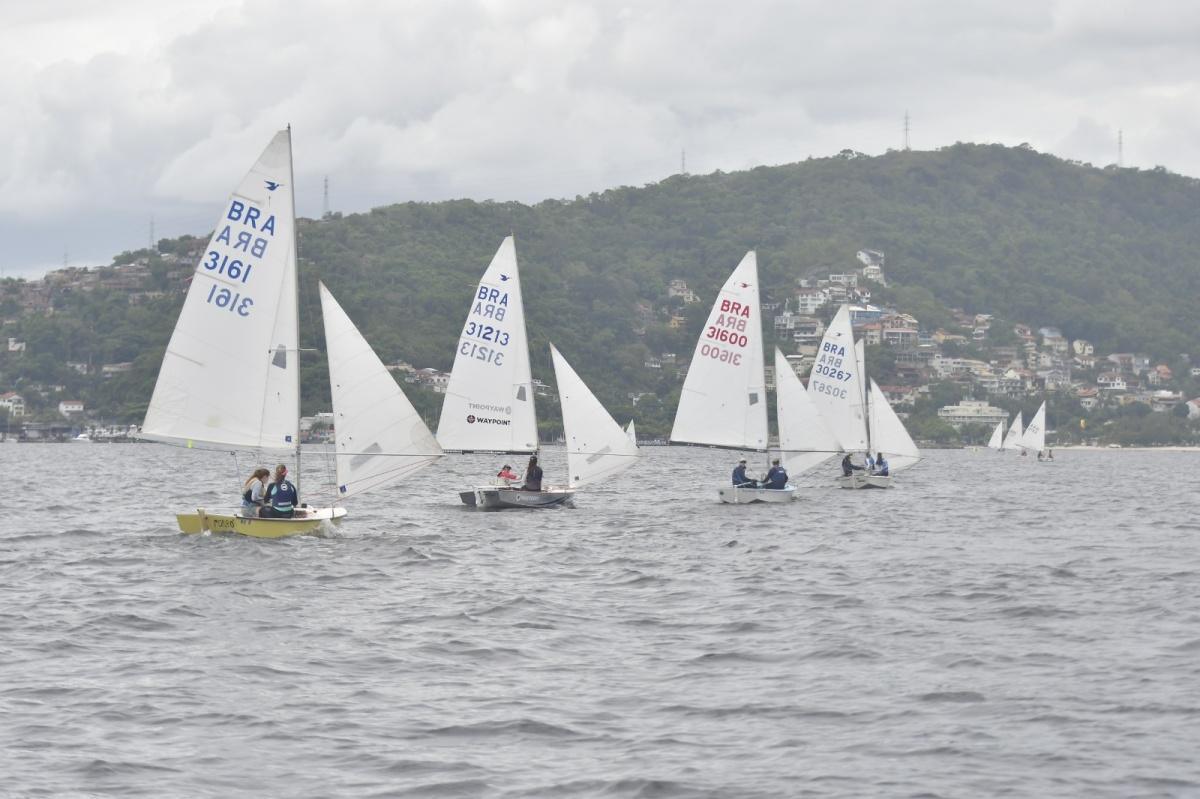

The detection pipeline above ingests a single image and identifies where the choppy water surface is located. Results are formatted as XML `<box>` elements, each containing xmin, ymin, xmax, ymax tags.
<box><xmin>2</xmin><ymin>444</ymin><xmax>1198</xmax><ymax>797</ymax></box>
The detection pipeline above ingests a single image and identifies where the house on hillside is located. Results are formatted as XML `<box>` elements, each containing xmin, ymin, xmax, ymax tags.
<box><xmin>58</xmin><ymin>400</ymin><xmax>84</xmax><ymax>417</ymax></box>
<box><xmin>0</xmin><ymin>392</ymin><xmax>26</xmax><ymax>417</ymax></box>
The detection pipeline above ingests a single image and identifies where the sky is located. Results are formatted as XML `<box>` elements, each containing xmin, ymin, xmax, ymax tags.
<box><xmin>2</xmin><ymin>0</ymin><xmax>1198</xmax><ymax>278</ymax></box>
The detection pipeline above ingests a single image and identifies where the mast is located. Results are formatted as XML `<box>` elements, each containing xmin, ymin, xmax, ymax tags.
<box><xmin>287</xmin><ymin>124</ymin><xmax>302</xmax><ymax>494</ymax></box>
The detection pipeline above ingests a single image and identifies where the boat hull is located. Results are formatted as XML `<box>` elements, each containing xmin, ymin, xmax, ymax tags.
<box><xmin>717</xmin><ymin>485</ymin><xmax>796</xmax><ymax>504</ymax></box>
<box><xmin>177</xmin><ymin>506</ymin><xmax>347</xmax><ymax>537</ymax></box>
<box><xmin>837</xmin><ymin>474</ymin><xmax>892</xmax><ymax>489</ymax></box>
<box><xmin>459</xmin><ymin>487</ymin><xmax>574</xmax><ymax>509</ymax></box>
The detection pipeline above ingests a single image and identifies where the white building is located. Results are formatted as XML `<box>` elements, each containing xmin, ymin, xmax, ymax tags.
<box><xmin>794</xmin><ymin>288</ymin><xmax>829</xmax><ymax>315</ymax></box>
<box><xmin>937</xmin><ymin>399</ymin><xmax>1009</xmax><ymax>428</ymax></box>
<box><xmin>0</xmin><ymin>392</ymin><xmax>26</xmax><ymax>417</ymax></box>
<box><xmin>58</xmin><ymin>400</ymin><xmax>84</xmax><ymax>417</ymax></box>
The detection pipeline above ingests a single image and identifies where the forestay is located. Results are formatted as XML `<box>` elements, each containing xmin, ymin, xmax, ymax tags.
<box><xmin>143</xmin><ymin>129</ymin><xmax>299</xmax><ymax>453</ymax></box>
<box><xmin>671</xmin><ymin>251</ymin><xmax>767</xmax><ymax>450</ymax></box>
<box><xmin>320</xmin><ymin>284</ymin><xmax>442</xmax><ymax>499</ymax></box>
<box><xmin>551</xmin><ymin>344</ymin><xmax>639</xmax><ymax>487</ymax></box>
<box><xmin>808</xmin><ymin>305</ymin><xmax>868</xmax><ymax>452</ymax></box>
<box><xmin>1002</xmin><ymin>412</ymin><xmax>1024</xmax><ymax>451</ymax></box>
<box><xmin>1021</xmin><ymin>402</ymin><xmax>1047</xmax><ymax>453</ymax></box>
<box><xmin>867</xmin><ymin>379</ymin><xmax>921</xmax><ymax>472</ymax></box>
<box><xmin>774</xmin><ymin>348</ymin><xmax>840</xmax><ymax>475</ymax></box>
<box><xmin>437</xmin><ymin>236</ymin><xmax>537</xmax><ymax>452</ymax></box>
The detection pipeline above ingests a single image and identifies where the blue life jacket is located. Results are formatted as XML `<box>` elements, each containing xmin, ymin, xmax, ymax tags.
<box><xmin>732</xmin><ymin>465</ymin><xmax>749</xmax><ymax>486</ymax></box>
<box><xmin>271</xmin><ymin>479</ymin><xmax>298</xmax><ymax>512</ymax></box>
<box><xmin>764</xmin><ymin>466</ymin><xmax>788</xmax><ymax>489</ymax></box>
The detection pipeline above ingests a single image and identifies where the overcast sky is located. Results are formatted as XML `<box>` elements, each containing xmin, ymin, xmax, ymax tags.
<box><xmin>1</xmin><ymin>0</ymin><xmax>1197</xmax><ymax>277</ymax></box>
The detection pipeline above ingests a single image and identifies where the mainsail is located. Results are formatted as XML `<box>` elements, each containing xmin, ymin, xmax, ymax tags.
<box><xmin>437</xmin><ymin>236</ymin><xmax>537</xmax><ymax>452</ymax></box>
<box><xmin>808</xmin><ymin>305</ymin><xmax>868</xmax><ymax>452</ymax></box>
<box><xmin>143</xmin><ymin>129</ymin><xmax>299</xmax><ymax>453</ymax></box>
<box><xmin>320</xmin><ymin>284</ymin><xmax>442</xmax><ymax>499</ymax></box>
<box><xmin>551</xmin><ymin>344</ymin><xmax>639</xmax><ymax>487</ymax></box>
<box><xmin>670</xmin><ymin>251</ymin><xmax>767</xmax><ymax>450</ymax></box>
<box><xmin>773</xmin><ymin>348</ymin><xmax>840</xmax><ymax>474</ymax></box>
<box><xmin>1021</xmin><ymin>402</ymin><xmax>1047</xmax><ymax>453</ymax></box>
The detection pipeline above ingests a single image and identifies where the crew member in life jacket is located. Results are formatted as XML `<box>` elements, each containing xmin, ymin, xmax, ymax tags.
<box><xmin>872</xmin><ymin>452</ymin><xmax>889</xmax><ymax>476</ymax></box>
<box><xmin>763</xmin><ymin>459</ymin><xmax>788</xmax><ymax>490</ymax></box>
<box><xmin>732</xmin><ymin>458</ymin><xmax>759</xmax><ymax>488</ymax></box>
<box><xmin>520</xmin><ymin>455</ymin><xmax>543</xmax><ymax>491</ymax></box>
<box><xmin>497</xmin><ymin>464</ymin><xmax>519</xmax><ymax>485</ymax></box>
<box><xmin>261</xmin><ymin>463</ymin><xmax>299</xmax><ymax>518</ymax></box>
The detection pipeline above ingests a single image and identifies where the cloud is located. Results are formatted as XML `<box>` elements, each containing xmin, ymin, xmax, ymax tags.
<box><xmin>1</xmin><ymin>0</ymin><xmax>1199</xmax><ymax>273</ymax></box>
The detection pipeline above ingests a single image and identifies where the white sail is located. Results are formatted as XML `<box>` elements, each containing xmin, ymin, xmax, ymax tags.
<box><xmin>1021</xmin><ymin>401</ymin><xmax>1047</xmax><ymax>453</ymax></box>
<box><xmin>773</xmin><ymin>348</ymin><xmax>839</xmax><ymax>475</ymax></box>
<box><xmin>987</xmin><ymin>420</ymin><xmax>1005</xmax><ymax>449</ymax></box>
<box><xmin>437</xmin><ymin>236</ymin><xmax>537</xmax><ymax>452</ymax></box>
<box><xmin>625</xmin><ymin>419</ymin><xmax>637</xmax><ymax>445</ymax></box>
<box><xmin>143</xmin><ymin>129</ymin><xmax>299</xmax><ymax>453</ymax></box>
<box><xmin>551</xmin><ymin>344</ymin><xmax>639</xmax><ymax>487</ymax></box>
<box><xmin>808</xmin><ymin>305</ymin><xmax>868</xmax><ymax>452</ymax></box>
<box><xmin>670</xmin><ymin>252</ymin><xmax>768</xmax><ymax>450</ymax></box>
<box><xmin>867</xmin><ymin>379</ymin><xmax>921</xmax><ymax>472</ymax></box>
<box><xmin>320</xmin><ymin>284</ymin><xmax>442</xmax><ymax>500</ymax></box>
<box><xmin>1002</xmin><ymin>412</ymin><xmax>1024</xmax><ymax>451</ymax></box>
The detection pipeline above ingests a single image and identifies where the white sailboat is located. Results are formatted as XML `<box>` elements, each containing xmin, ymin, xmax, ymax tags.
<box><xmin>1001</xmin><ymin>411</ymin><xmax>1024</xmax><ymax>451</ymax></box>
<box><xmin>671</xmin><ymin>251</ymin><xmax>794</xmax><ymax>503</ymax></box>
<box><xmin>808</xmin><ymin>305</ymin><xmax>920</xmax><ymax>488</ymax></box>
<box><xmin>550</xmin><ymin>344</ymin><xmax>639</xmax><ymax>489</ymax></box>
<box><xmin>1021</xmin><ymin>401</ymin><xmax>1048</xmax><ymax>459</ymax></box>
<box><xmin>143</xmin><ymin>129</ymin><xmax>344</xmax><ymax>536</ymax></box>
<box><xmin>319</xmin><ymin>284</ymin><xmax>443</xmax><ymax>499</ymax></box>
<box><xmin>986</xmin><ymin>420</ymin><xmax>1005</xmax><ymax>450</ymax></box>
<box><xmin>625</xmin><ymin>419</ymin><xmax>637</xmax><ymax>445</ymax></box>
<box><xmin>773</xmin><ymin>348</ymin><xmax>841</xmax><ymax>477</ymax></box>
<box><xmin>439</xmin><ymin>237</ymin><xmax>572</xmax><ymax>509</ymax></box>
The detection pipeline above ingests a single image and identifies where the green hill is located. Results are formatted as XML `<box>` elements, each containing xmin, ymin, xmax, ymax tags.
<box><xmin>3</xmin><ymin>142</ymin><xmax>1199</xmax><ymax>436</ymax></box>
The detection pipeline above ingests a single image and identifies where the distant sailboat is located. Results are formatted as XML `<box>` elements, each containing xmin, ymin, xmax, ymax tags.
<box><xmin>671</xmin><ymin>251</ymin><xmax>795</xmax><ymax>503</ymax></box>
<box><xmin>439</xmin><ymin>237</ymin><xmax>573</xmax><ymax>509</ymax></box>
<box><xmin>1002</xmin><ymin>412</ymin><xmax>1024</xmax><ymax>451</ymax></box>
<box><xmin>625</xmin><ymin>419</ymin><xmax>637</xmax><ymax>445</ymax></box>
<box><xmin>986</xmin><ymin>420</ymin><xmax>1005</xmax><ymax>450</ymax></box>
<box><xmin>551</xmin><ymin>344</ymin><xmax>639</xmax><ymax>489</ymax></box>
<box><xmin>1021</xmin><ymin>401</ymin><xmax>1048</xmax><ymax>459</ymax></box>
<box><xmin>808</xmin><ymin>305</ymin><xmax>920</xmax><ymax>488</ymax></box>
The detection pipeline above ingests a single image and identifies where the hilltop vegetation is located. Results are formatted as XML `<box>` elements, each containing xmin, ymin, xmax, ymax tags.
<box><xmin>2</xmin><ymin>142</ymin><xmax>1199</xmax><ymax>442</ymax></box>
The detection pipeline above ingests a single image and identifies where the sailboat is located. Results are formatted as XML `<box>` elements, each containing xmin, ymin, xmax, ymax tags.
<box><xmin>144</xmin><ymin>129</ymin><xmax>438</xmax><ymax>536</ymax></box>
<box><xmin>671</xmin><ymin>251</ymin><xmax>794</xmax><ymax>503</ymax></box>
<box><xmin>986</xmin><ymin>420</ymin><xmax>1005</xmax><ymax>450</ymax></box>
<box><xmin>1001</xmin><ymin>411</ymin><xmax>1024</xmax><ymax>451</ymax></box>
<box><xmin>808</xmin><ymin>305</ymin><xmax>921</xmax><ymax>488</ymax></box>
<box><xmin>550</xmin><ymin>344</ymin><xmax>639</xmax><ymax>489</ymax></box>
<box><xmin>1021</xmin><ymin>401</ymin><xmax>1048</xmax><ymax>459</ymax></box>
<box><xmin>438</xmin><ymin>237</ymin><xmax>573</xmax><ymax>509</ymax></box>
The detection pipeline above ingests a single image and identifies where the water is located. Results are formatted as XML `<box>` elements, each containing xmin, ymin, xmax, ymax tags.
<box><xmin>2</xmin><ymin>444</ymin><xmax>1198</xmax><ymax>797</ymax></box>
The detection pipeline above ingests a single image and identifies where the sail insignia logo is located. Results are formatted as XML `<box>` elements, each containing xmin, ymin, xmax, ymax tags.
<box><xmin>499</xmin><ymin>274</ymin><xmax>510</xmax><ymax>281</ymax></box>
<box><xmin>265</xmin><ymin>180</ymin><xmax>282</xmax><ymax>192</ymax></box>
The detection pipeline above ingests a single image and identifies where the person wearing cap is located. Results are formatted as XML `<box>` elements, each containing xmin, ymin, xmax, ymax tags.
<box><xmin>731</xmin><ymin>458</ymin><xmax>758</xmax><ymax>488</ymax></box>
<box><xmin>841</xmin><ymin>453</ymin><xmax>865</xmax><ymax>477</ymax></box>
<box><xmin>763</xmin><ymin>458</ymin><xmax>788</xmax><ymax>490</ymax></box>
<box><xmin>520</xmin><ymin>454</ymin><xmax>543</xmax><ymax>491</ymax></box>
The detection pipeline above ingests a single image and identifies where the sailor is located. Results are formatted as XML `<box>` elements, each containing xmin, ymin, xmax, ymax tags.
<box><xmin>872</xmin><ymin>452</ymin><xmax>889</xmax><ymax>476</ymax></box>
<box><xmin>520</xmin><ymin>455</ymin><xmax>543</xmax><ymax>491</ymax></box>
<box><xmin>241</xmin><ymin>467</ymin><xmax>270</xmax><ymax>516</ymax></box>
<box><xmin>841</xmin><ymin>453</ymin><xmax>865</xmax><ymax>477</ymax></box>
<box><xmin>497</xmin><ymin>464</ymin><xmax>519</xmax><ymax>484</ymax></box>
<box><xmin>763</xmin><ymin>459</ymin><xmax>788</xmax><ymax>490</ymax></box>
<box><xmin>262</xmin><ymin>463</ymin><xmax>299</xmax><ymax>518</ymax></box>
<box><xmin>732</xmin><ymin>458</ymin><xmax>759</xmax><ymax>488</ymax></box>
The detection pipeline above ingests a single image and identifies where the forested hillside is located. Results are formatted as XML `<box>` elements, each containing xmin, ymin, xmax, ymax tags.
<box><xmin>3</xmin><ymin>142</ymin><xmax>1199</xmax><ymax>434</ymax></box>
